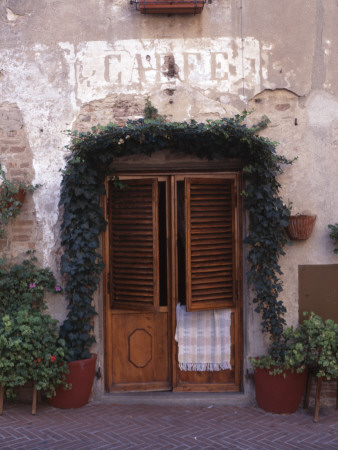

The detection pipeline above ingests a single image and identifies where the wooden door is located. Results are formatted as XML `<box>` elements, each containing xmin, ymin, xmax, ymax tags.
<box><xmin>106</xmin><ymin>177</ymin><xmax>171</xmax><ymax>391</ymax></box>
<box><xmin>104</xmin><ymin>173</ymin><xmax>242</xmax><ymax>392</ymax></box>
<box><xmin>174</xmin><ymin>175</ymin><xmax>241</xmax><ymax>391</ymax></box>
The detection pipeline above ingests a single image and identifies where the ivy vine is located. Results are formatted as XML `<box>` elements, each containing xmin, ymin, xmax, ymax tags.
<box><xmin>59</xmin><ymin>108</ymin><xmax>293</xmax><ymax>361</ymax></box>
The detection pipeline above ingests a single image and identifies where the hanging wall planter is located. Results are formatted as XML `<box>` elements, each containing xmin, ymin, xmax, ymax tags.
<box><xmin>134</xmin><ymin>0</ymin><xmax>205</xmax><ymax>15</ymax></box>
<box><xmin>286</xmin><ymin>214</ymin><xmax>317</xmax><ymax>240</ymax></box>
<box><xmin>0</xmin><ymin>188</ymin><xmax>26</xmax><ymax>213</ymax></box>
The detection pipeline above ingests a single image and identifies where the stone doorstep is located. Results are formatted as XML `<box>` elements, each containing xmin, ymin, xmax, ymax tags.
<box><xmin>98</xmin><ymin>391</ymin><xmax>254</xmax><ymax>407</ymax></box>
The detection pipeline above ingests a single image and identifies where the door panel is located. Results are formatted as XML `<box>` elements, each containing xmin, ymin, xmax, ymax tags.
<box><xmin>185</xmin><ymin>178</ymin><xmax>236</xmax><ymax>311</ymax></box>
<box><xmin>110</xmin><ymin>312</ymin><xmax>170</xmax><ymax>391</ymax></box>
<box><xmin>109</xmin><ymin>179</ymin><xmax>159</xmax><ymax>311</ymax></box>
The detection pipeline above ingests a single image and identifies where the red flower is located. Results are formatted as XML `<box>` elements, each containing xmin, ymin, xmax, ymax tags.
<box><xmin>49</xmin><ymin>355</ymin><xmax>56</xmax><ymax>363</ymax></box>
<box><xmin>34</xmin><ymin>357</ymin><xmax>41</xmax><ymax>365</ymax></box>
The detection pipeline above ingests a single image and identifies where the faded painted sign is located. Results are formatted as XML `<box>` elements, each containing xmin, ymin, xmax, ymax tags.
<box><xmin>59</xmin><ymin>38</ymin><xmax>260</xmax><ymax>102</ymax></box>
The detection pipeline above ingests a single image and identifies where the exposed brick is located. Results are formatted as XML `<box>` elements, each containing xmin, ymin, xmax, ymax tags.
<box><xmin>10</xmin><ymin>146</ymin><xmax>26</xmax><ymax>153</ymax></box>
<box><xmin>7</xmin><ymin>130</ymin><xmax>17</xmax><ymax>137</ymax></box>
<box><xmin>4</xmin><ymin>161</ymin><xmax>16</xmax><ymax>168</ymax></box>
<box><xmin>12</xmin><ymin>228</ymin><xmax>32</xmax><ymax>234</ymax></box>
<box><xmin>14</xmin><ymin>220</ymin><xmax>34</xmax><ymax>226</ymax></box>
<box><xmin>8</xmin><ymin>169</ymin><xmax>26</xmax><ymax>177</ymax></box>
<box><xmin>0</xmin><ymin>139</ymin><xmax>21</xmax><ymax>145</ymax></box>
<box><xmin>275</xmin><ymin>103</ymin><xmax>291</xmax><ymax>111</ymax></box>
<box><xmin>20</xmin><ymin>162</ymin><xmax>30</xmax><ymax>168</ymax></box>
<box><xmin>12</xmin><ymin>235</ymin><xmax>30</xmax><ymax>242</ymax></box>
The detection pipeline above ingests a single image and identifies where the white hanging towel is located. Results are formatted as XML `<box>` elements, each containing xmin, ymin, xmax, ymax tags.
<box><xmin>175</xmin><ymin>303</ymin><xmax>232</xmax><ymax>371</ymax></box>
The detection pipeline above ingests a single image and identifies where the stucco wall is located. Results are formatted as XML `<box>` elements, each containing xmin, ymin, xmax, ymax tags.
<box><xmin>1</xmin><ymin>0</ymin><xmax>337</xmax><ymax>403</ymax></box>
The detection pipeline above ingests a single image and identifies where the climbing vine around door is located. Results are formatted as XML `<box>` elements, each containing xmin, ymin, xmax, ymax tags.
<box><xmin>59</xmin><ymin>105</ymin><xmax>293</xmax><ymax>361</ymax></box>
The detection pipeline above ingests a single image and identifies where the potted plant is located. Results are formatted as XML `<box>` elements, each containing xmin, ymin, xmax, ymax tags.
<box><xmin>0</xmin><ymin>254</ymin><xmax>69</xmax><ymax>414</ymax></box>
<box><xmin>0</xmin><ymin>164</ymin><xmax>40</xmax><ymax>239</ymax></box>
<box><xmin>250</xmin><ymin>312</ymin><xmax>338</xmax><ymax>414</ymax></box>
<box><xmin>249</xmin><ymin>327</ymin><xmax>308</xmax><ymax>414</ymax></box>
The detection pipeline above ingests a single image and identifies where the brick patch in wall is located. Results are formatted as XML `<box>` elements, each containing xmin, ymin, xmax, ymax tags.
<box><xmin>0</xmin><ymin>102</ymin><xmax>38</xmax><ymax>259</ymax></box>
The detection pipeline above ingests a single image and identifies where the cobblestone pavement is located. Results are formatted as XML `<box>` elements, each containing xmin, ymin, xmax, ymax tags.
<box><xmin>0</xmin><ymin>402</ymin><xmax>337</xmax><ymax>449</ymax></box>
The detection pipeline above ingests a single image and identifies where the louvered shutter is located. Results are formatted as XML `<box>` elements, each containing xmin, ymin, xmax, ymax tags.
<box><xmin>109</xmin><ymin>179</ymin><xmax>159</xmax><ymax>311</ymax></box>
<box><xmin>185</xmin><ymin>178</ymin><xmax>236</xmax><ymax>311</ymax></box>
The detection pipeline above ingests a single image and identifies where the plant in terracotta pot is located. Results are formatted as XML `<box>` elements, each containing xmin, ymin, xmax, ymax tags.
<box><xmin>0</xmin><ymin>164</ymin><xmax>40</xmax><ymax>239</ymax></box>
<box><xmin>250</xmin><ymin>312</ymin><xmax>338</xmax><ymax>414</ymax></box>
<box><xmin>249</xmin><ymin>326</ymin><xmax>309</xmax><ymax>414</ymax></box>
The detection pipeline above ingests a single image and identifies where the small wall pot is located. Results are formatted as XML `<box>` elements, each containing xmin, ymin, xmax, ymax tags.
<box><xmin>286</xmin><ymin>214</ymin><xmax>317</xmax><ymax>240</ymax></box>
<box><xmin>254</xmin><ymin>368</ymin><xmax>307</xmax><ymax>414</ymax></box>
<box><xmin>0</xmin><ymin>188</ymin><xmax>26</xmax><ymax>212</ymax></box>
<box><xmin>48</xmin><ymin>354</ymin><xmax>97</xmax><ymax>409</ymax></box>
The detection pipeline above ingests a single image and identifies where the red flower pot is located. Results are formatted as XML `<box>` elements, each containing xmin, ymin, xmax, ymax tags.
<box><xmin>254</xmin><ymin>368</ymin><xmax>307</xmax><ymax>414</ymax></box>
<box><xmin>48</xmin><ymin>354</ymin><xmax>97</xmax><ymax>409</ymax></box>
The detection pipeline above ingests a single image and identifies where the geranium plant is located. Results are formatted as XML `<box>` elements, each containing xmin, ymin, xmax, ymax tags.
<box><xmin>0</xmin><ymin>309</ymin><xmax>69</xmax><ymax>399</ymax></box>
<box><xmin>0</xmin><ymin>253</ymin><xmax>69</xmax><ymax>405</ymax></box>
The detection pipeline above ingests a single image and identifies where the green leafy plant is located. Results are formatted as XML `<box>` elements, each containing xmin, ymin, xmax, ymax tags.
<box><xmin>328</xmin><ymin>223</ymin><xmax>338</xmax><ymax>254</ymax></box>
<box><xmin>287</xmin><ymin>312</ymin><xmax>338</xmax><ymax>379</ymax></box>
<box><xmin>0</xmin><ymin>164</ymin><xmax>40</xmax><ymax>239</ymax></box>
<box><xmin>59</xmin><ymin>102</ymin><xmax>294</xmax><ymax>361</ymax></box>
<box><xmin>0</xmin><ymin>309</ymin><xmax>69</xmax><ymax>398</ymax></box>
<box><xmin>250</xmin><ymin>312</ymin><xmax>338</xmax><ymax>379</ymax></box>
<box><xmin>0</xmin><ymin>254</ymin><xmax>69</xmax><ymax>398</ymax></box>
<box><xmin>0</xmin><ymin>252</ymin><xmax>62</xmax><ymax>316</ymax></box>
<box><xmin>250</xmin><ymin>329</ymin><xmax>307</xmax><ymax>376</ymax></box>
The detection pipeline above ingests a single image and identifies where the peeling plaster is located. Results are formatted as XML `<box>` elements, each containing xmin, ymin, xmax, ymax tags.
<box><xmin>6</xmin><ymin>8</ymin><xmax>21</xmax><ymax>21</ymax></box>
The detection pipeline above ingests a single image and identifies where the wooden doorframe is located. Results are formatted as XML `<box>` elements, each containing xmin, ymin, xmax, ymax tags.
<box><xmin>103</xmin><ymin>167</ymin><xmax>243</xmax><ymax>393</ymax></box>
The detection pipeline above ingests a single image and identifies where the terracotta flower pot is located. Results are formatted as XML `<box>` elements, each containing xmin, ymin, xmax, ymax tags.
<box><xmin>48</xmin><ymin>354</ymin><xmax>97</xmax><ymax>409</ymax></box>
<box><xmin>254</xmin><ymin>368</ymin><xmax>307</xmax><ymax>414</ymax></box>
<box><xmin>139</xmin><ymin>0</ymin><xmax>205</xmax><ymax>15</ymax></box>
<box><xmin>286</xmin><ymin>214</ymin><xmax>317</xmax><ymax>240</ymax></box>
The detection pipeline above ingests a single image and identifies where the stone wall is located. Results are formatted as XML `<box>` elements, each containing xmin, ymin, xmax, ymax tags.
<box><xmin>0</xmin><ymin>0</ymin><xmax>337</xmax><ymax>404</ymax></box>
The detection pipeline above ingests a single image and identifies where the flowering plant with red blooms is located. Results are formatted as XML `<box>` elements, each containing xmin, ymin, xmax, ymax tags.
<box><xmin>0</xmin><ymin>254</ymin><xmax>69</xmax><ymax>399</ymax></box>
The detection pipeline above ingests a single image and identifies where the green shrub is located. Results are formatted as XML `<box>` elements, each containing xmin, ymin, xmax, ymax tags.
<box><xmin>0</xmin><ymin>309</ymin><xmax>69</xmax><ymax>398</ymax></box>
<box><xmin>0</xmin><ymin>253</ymin><xmax>61</xmax><ymax>316</ymax></box>
<box><xmin>250</xmin><ymin>312</ymin><xmax>338</xmax><ymax>379</ymax></box>
<box><xmin>0</xmin><ymin>254</ymin><xmax>69</xmax><ymax>398</ymax></box>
